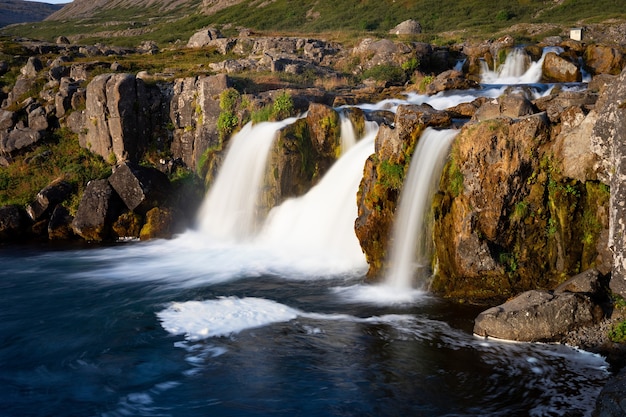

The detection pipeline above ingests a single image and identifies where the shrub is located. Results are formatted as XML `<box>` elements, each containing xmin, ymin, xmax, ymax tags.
<box><xmin>362</xmin><ymin>64</ymin><xmax>406</xmax><ymax>85</ymax></box>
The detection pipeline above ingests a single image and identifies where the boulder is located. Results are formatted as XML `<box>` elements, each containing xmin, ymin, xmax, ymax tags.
<box><xmin>0</xmin><ymin>205</ymin><xmax>31</xmax><ymax>241</ymax></box>
<box><xmin>169</xmin><ymin>74</ymin><xmax>232</xmax><ymax>170</ymax></box>
<box><xmin>71</xmin><ymin>179</ymin><xmax>122</xmax><ymax>241</ymax></box>
<box><xmin>0</xmin><ymin>109</ymin><xmax>16</xmax><ymax>130</ymax></box>
<box><xmin>389</xmin><ymin>19</ymin><xmax>422</xmax><ymax>35</ymax></box>
<box><xmin>108</xmin><ymin>162</ymin><xmax>172</xmax><ymax>214</ymax></box>
<box><xmin>20</xmin><ymin>56</ymin><xmax>43</xmax><ymax>78</ymax></box>
<box><xmin>542</xmin><ymin>52</ymin><xmax>581</xmax><ymax>82</ymax></box>
<box><xmin>139</xmin><ymin>207</ymin><xmax>177</xmax><ymax>240</ymax></box>
<box><xmin>112</xmin><ymin>211</ymin><xmax>142</xmax><ymax>240</ymax></box>
<box><xmin>554</xmin><ymin>269</ymin><xmax>604</xmax><ymax>295</ymax></box>
<box><xmin>425</xmin><ymin>70</ymin><xmax>479</xmax><ymax>95</ymax></box>
<box><xmin>584</xmin><ymin>45</ymin><xmax>625</xmax><ymax>76</ymax></box>
<box><xmin>27</xmin><ymin>105</ymin><xmax>48</xmax><ymax>131</ymax></box>
<box><xmin>472</xmin><ymin>93</ymin><xmax>536</xmax><ymax>121</ymax></box>
<box><xmin>48</xmin><ymin>205</ymin><xmax>74</xmax><ymax>240</ymax></box>
<box><xmin>187</xmin><ymin>27</ymin><xmax>223</xmax><ymax>48</ymax></box>
<box><xmin>0</xmin><ymin>128</ymin><xmax>43</xmax><ymax>154</ymax></box>
<box><xmin>473</xmin><ymin>290</ymin><xmax>603</xmax><ymax>342</ymax></box>
<box><xmin>26</xmin><ymin>180</ymin><xmax>73</xmax><ymax>221</ymax></box>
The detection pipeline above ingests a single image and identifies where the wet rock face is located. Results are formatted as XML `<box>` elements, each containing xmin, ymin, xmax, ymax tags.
<box><xmin>431</xmin><ymin>97</ymin><xmax>610</xmax><ymax>302</ymax></box>
<box><xmin>594</xmin><ymin>367</ymin><xmax>626</xmax><ymax>417</ymax></box>
<box><xmin>0</xmin><ymin>205</ymin><xmax>31</xmax><ymax>241</ymax></box>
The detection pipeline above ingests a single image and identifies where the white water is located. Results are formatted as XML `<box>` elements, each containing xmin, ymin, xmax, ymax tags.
<box><xmin>339</xmin><ymin>112</ymin><xmax>357</xmax><ymax>153</ymax></box>
<box><xmin>385</xmin><ymin>128</ymin><xmax>459</xmax><ymax>289</ymax></box>
<box><xmin>257</xmin><ymin>130</ymin><xmax>376</xmax><ymax>270</ymax></box>
<box><xmin>196</xmin><ymin>118</ymin><xmax>298</xmax><ymax>241</ymax></box>
<box><xmin>481</xmin><ymin>47</ymin><xmax>562</xmax><ymax>85</ymax></box>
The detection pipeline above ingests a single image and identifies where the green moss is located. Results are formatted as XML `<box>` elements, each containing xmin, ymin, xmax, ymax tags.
<box><xmin>609</xmin><ymin>320</ymin><xmax>626</xmax><ymax>343</ymax></box>
<box><xmin>217</xmin><ymin>88</ymin><xmax>240</xmax><ymax>140</ymax></box>
<box><xmin>378</xmin><ymin>160</ymin><xmax>404</xmax><ymax>190</ymax></box>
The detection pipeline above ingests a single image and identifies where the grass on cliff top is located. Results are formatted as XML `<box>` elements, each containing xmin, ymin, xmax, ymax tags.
<box><xmin>1</xmin><ymin>0</ymin><xmax>624</xmax><ymax>47</ymax></box>
<box><xmin>0</xmin><ymin>129</ymin><xmax>111</xmax><ymax>208</ymax></box>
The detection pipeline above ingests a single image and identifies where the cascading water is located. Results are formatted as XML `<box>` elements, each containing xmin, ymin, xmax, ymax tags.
<box><xmin>481</xmin><ymin>47</ymin><xmax>561</xmax><ymax>84</ymax></box>
<box><xmin>257</xmin><ymin>129</ymin><xmax>377</xmax><ymax>270</ymax></box>
<box><xmin>196</xmin><ymin>118</ymin><xmax>298</xmax><ymax>241</ymax></box>
<box><xmin>384</xmin><ymin>128</ymin><xmax>459</xmax><ymax>290</ymax></box>
<box><xmin>339</xmin><ymin>112</ymin><xmax>357</xmax><ymax>153</ymax></box>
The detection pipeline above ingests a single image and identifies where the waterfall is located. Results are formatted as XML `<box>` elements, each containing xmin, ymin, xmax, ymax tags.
<box><xmin>196</xmin><ymin>118</ymin><xmax>298</xmax><ymax>241</ymax></box>
<box><xmin>257</xmin><ymin>129</ymin><xmax>377</xmax><ymax>268</ymax></box>
<box><xmin>339</xmin><ymin>113</ymin><xmax>357</xmax><ymax>153</ymax></box>
<box><xmin>384</xmin><ymin>128</ymin><xmax>459</xmax><ymax>290</ymax></box>
<box><xmin>481</xmin><ymin>47</ymin><xmax>559</xmax><ymax>85</ymax></box>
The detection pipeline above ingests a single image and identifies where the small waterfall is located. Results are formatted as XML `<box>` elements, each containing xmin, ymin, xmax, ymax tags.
<box><xmin>339</xmin><ymin>113</ymin><xmax>357</xmax><ymax>153</ymax></box>
<box><xmin>257</xmin><ymin>129</ymin><xmax>377</xmax><ymax>268</ymax></box>
<box><xmin>197</xmin><ymin>118</ymin><xmax>298</xmax><ymax>241</ymax></box>
<box><xmin>481</xmin><ymin>47</ymin><xmax>559</xmax><ymax>85</ymax></box>
<box><xmin>384</xmin><ymin>128</ymin><xmax>459</xmax><ymax>289</ymax></box>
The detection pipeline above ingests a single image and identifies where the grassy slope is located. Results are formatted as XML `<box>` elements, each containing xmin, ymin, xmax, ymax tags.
<box><xmin>1</xmin><ymin>0</ymin><xmax>624</xmax><ymax>46</ymax></box>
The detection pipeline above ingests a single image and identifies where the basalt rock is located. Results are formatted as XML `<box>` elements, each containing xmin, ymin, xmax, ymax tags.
<box><xmin>594</xmin><ymin>368</ymin><xmax>626</xmax><ymax>417</ymax></box>
<box><xmin>139</xmin><ymin>207</ymin><xmax>178</xmax><ymax>240</ymax></box>
<box><xmin>82</xmin><ymin>73</ymin><xmax>153</xmax><ymax>163</ymax></box>
<box><xmin>48</xmin><ymin>205</ymin><xmax>74</xmax><ymax>240</ymax></box>
<box><xmin>108</xmin><ymin>162</ymin><xmax>171</xmax><ymax>215</ymax></box>
<box><xmin>26</xmin><ymin>179</ymin><xmax>73</xmax><ymax>221</ymax></box>
<box><xmin>431</xmin><ymin>107</ymin><xmax>610</xmax><ymax>302</ymax></box>
<box><xmin>71</xmin><ymin>179</ymin><xmax>123</xmax><ymax>241</ymax></box>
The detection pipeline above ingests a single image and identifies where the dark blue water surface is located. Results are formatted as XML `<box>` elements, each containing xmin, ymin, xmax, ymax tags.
<box><xmin>0</xmin><ymin>241</ymin><xmax>609</xmax><ymax>417</ymax></box>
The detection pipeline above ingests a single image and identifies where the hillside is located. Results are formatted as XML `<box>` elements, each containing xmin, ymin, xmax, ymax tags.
<box><xmin>0</xmin><ymin>0</ymin><xmax>64</xmax><ymax>28</ymax></box>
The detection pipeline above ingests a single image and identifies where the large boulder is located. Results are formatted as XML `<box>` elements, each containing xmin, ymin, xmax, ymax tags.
<box><xmin>71</xmin><ymin>179</ymin><xmax>122</xmax><ymax>241</ymax></box>
<box><xmin>168</xmin><ymin>74</ymin><xmax>232</xmax><ymax>170</ymax></box>
<box><xmin>425</xmin><ymin>70</ymin><xmax>479</xmax><ymax>95</ymax></box>
<box><xmin>584</xmin><ymin>45</ymin><xmax>625</xmax><ymax>76</ymax></box>
<box><xmin>0</xmin><ymin>128</ymin><xmax>43</xmax><ymax>154</ymax></box>
<box><xmin>542</xmin><ymin>52</ymin><xmax>581</xmax><ymax>82</ymax></box>
<box><xmin>48</xmin><ymin>205</ymin><xmax>74</xmax><ymax>240</ymax></box>
<box><xmin>389</xmin><ymin>19</ymin><xmax>422</xmax><ymax>35</ymax></box>
<box><xmin>187</xmin><ymin>27</ymin><xmax>223</xmax><ymax>48</ymax></box>
<box><xmin>26</xmin><ymin>180</ymin><xmax>73</xmax><ymax>221</ymax></box>
<box><xmin>473</xmin><ymin>289</ymin><xmax>603</xmax><ymax>342</ymax></box>
<box><xmin>108</xmin><ymin>162</ymin><xmax>171</xmax><ymax>214</ymax></box>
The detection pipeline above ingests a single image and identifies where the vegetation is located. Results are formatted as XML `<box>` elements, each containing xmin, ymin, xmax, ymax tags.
<box><xmin>1</xmin><ymin>0</ymin><xmax>624</xmax><ymax>47</ymax></box>
<box><xmin>0</xmin><ymin>129</ymin><xmax>111</xmax><ymax>209</ymax></box>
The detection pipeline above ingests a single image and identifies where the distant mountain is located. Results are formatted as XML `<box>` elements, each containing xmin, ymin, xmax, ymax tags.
<box><xmin>46</xmin><ymin>0</ymin><xmax>208</xmax><ymax>20</ymax></box>
<box><xmin>0</xmin><ymin>0</ymin><xmax>64</xmax><ymax>27</ymax></box>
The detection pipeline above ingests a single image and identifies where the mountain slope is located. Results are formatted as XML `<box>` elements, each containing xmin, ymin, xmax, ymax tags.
<box><xmin>0</xmin><ymin>0</ymin><xmax>63</xmax><ymax>27</ymax></box>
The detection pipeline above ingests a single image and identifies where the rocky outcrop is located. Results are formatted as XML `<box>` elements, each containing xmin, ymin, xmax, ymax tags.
<box><xmin>429</xmin><ymin>86</ymin><xmax>611</xmax><ymax>302</ymax></box>
<box><xmin>0</xmin><ymin>205</ymin><xmax>30</xmax><ymax>241</ymax></box>
<box><xmin>81</xmin><ymin>73</ymin><xmax>153</xmax><ymax>163</ymax></box>
<box><xmin>355</xmin><ymin>104</ymin><xmax>452</xmax><ymax>278</ymax></box>
<box><xmin>26</xmin><ymin>179</ymin><xmax>73</xmax><ymax>221</ymax></box>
